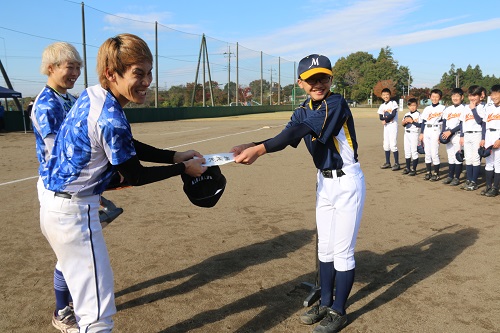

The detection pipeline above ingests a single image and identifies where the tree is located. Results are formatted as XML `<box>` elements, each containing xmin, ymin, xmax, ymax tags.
<box><xmin>373</xmin><ymin>80</ymin><xmax>396</xmax><ymax>98</ymax></box>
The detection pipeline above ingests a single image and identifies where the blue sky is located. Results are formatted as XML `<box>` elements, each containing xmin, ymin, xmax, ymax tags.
<box><xmin>1</xmin><ymin>0</ymin><xmax>499</xmax><ymax>98</ymax></box>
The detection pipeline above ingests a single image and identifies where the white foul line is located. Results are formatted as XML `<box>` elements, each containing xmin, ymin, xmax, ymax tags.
<box><xmin>0</xmin><ymin>175</ymin><xmax>38</xmax><ymax>187</ymax></box>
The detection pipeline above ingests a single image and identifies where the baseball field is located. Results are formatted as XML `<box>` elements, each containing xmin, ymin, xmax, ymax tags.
<box><xmin>0</xmin><ymin>108</ymin><xmax>498</xmax><ymax>333</ymax></box>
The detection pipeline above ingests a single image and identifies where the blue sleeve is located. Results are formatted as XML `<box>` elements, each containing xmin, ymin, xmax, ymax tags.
<box><xmin>450</xmin><ymin>123</ymin><xmax>461</xmax><ymax>134</ymax></box>
<box><xmin>482</xmin><ymin>122</ymin><xmax>486</xmax><ymax>140</ymax></box>
<box><xmin>471</xmin><ymin>108</ymin><xmax>483</xmax><ymax>125</ymax></box>
<box><xmin>460</xmin><ymin>122</ymin><xmax>464</xmax><ymax>137</ymax></box>
<box><xmin>98</xmin><ymin>107</ymin><xmax>136</xmax><ymax>166</ymax></box>
<box><xmin>263</xmin><ymin>123</ymin><xmax>312</xmax><ymax>153</ymax></box>
<box><xmin>302</xmin><ymin>95</ymin><xmax>349</xmax><ymax>144</ymax></box>
<box><xmin>421</xmin><ymin>119</ymin><xmax>426</xmax><ymax>133</ymax></box>
<box><xmin>442</xmin><ymin>119</ymin><xmax>447</xmax><ymax>132</ymax></box>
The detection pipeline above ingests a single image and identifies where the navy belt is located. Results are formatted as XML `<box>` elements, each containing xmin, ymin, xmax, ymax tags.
<box><xmin>489</xmin><ymin>128</ymin><xmax>498</xmax><ymax>131</ymax></box>
<box><xmin>54</xmin><ymin>192</ymin><xmax>72</xmax><ymax>199</ymax></box>
<box><xmin>321</xmin><ymin>169</ymin><xmax>345</xmax><ymax>178</ymax></box>
<box><xmin>426</xmin><ymin>124</ymin><xmax>440</xmax><ymax>128</ymax></box>
<box><xmin>465</xmin><ymin>131</ymin><xmax>481</xmax><ymax>133</ymax></box>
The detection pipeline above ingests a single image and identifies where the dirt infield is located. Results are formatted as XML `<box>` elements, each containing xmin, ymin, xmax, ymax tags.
<box><xmin>0</xmin><ymin>108</ymin><xmax>498</xmax><ymax>333</ymax></box>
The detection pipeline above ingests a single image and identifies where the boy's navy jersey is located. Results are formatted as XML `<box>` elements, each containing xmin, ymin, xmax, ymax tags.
<box><xmin>42</xmin><ymin>84</ymin><xmax>136</xmax><ymax>196</ymax></box>
<box><xmin>287</xmin><ymin>93</ymin><xmax>358</xmax><ymax>170</ymax></box>
<box><xmin>31</xmin><ymin>86</ymin><xmax>77</xmax><ymax>170</ymax></box>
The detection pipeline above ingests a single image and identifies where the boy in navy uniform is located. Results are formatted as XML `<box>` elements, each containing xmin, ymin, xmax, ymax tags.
<box><xmin>231</xmin><ymin>54</ymin><xmax>366</xmax><ymax>333</ymax></box>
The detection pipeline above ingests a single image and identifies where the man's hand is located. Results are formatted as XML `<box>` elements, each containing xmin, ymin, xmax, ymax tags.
<box><xmin>173</xmin><ymin>150</ymin><xmax>203</xmax><ymax>164</ymax></box>
<box><xmin>183</xmin><ymin>158</ymin><xmax>207</xmax><ymax>177</ymax></box>
<box><xmin>230</xmin><ymin>143</ymin><xmax>256</xmax><ymax>156</ymax></box>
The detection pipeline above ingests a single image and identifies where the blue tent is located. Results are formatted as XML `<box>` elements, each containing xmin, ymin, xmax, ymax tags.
<box><xmin>0</xmin><ymin>86</ymin><xmax>22</xmax><ymax>98</ymax></box>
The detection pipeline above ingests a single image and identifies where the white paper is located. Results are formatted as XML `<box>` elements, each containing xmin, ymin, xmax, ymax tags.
<box><xmin>196</xmin><ymin>153</ymin><xmax>235</xmax><ymax>166</ymax></box>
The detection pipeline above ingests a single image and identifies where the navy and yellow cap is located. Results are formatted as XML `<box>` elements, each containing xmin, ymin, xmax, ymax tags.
<box><xmin>298</xmin><ymin>54</ymin><xmax>333</xmax><ymax>80</ymax></box>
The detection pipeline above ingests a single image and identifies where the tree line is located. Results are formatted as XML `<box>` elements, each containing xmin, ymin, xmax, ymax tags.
<box><xmin>134</xmin><ymin>46</ymin><xmax>498</xmax><ymax>108</ymax></box>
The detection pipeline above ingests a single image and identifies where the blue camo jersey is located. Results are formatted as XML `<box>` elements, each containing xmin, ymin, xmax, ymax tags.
<box><xmin>31</xmin><ymin>86</ymin><xmax>77</xmax><ymax>171</ymax></box>
<box><xmin>288</xmin><ymin>93</ymin><xmax>358</xmax><ymax>170</ymax></box>
<box><xmin>42</xmin><ymin>84</ymin><xmax>136</xmax><ymax>196</ymax></box>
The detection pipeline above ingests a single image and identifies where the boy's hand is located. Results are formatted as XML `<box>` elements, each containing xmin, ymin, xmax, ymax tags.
<box><xmin>441</xmin><ymin>130</ymin><xmax>452</xmax><ymax>139</ymax></box>
<box><xmin>234</xmin><ymin>144</ymin><xmax>266</xmax><ymax>165</ymax></box>
<box><xmin>230</xmin><ymin>143</ymin><xmax>255</xmax><ymax>156</ymax></box>
<box><xmin>493</xmin><ymin>139</ymin><xmax>500</xmax><ymax>149</ymax></box>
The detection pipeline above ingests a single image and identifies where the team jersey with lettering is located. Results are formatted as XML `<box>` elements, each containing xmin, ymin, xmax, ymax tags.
<box><xmin>377</xmin><ymin>100</ymin><xmax>399</xmax><ymax>123</ymax></box>
<box><xmin>31</xmin><ymin>86</ymin><xmax>77</xmax><ymax>170</ymax></box>
<box><xmin>42</xmin><ymin>84</ymin><xmax>136</xmax><ymax>196</ymax></box>
<box><xmin>442</xmin><ymin>104</ymin><xmax>465</xmax><ymax>130</ymax></box>
<box><xmin>420</xmin><ymin>104</ymin><xmax>445</xmax><ymax>125</ymax></box>
<box><xmin>484</xmin><ymin>102</ymin><xmax>500</xmax><ymax>130</ymax></box>
<box><xmin>403</xmin><ymin>110</ymin><xmax>420</xmax><ymax>132</ymax></box>
<box><xmin>460</xmin><ymin>103</ymin><xmax>486</xmax><ymax>132</ymax></box>
<box><xmin>287</xmin><ymin>93</ymin><xmax>358</xmax><ymax>170</ymax></box>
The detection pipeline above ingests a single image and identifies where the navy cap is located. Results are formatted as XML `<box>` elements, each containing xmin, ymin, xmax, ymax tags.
<box><xmin>455</xmin><ymin>149</ymin><xmax>464</xmax><ymax>162</ymax></box>
<box><xmin>478</xmin><ymin>145</ymin><xmax>493</xmax><ymax>158</ymax></box>
<box><xmin>298</xmin><ymin>54</ymin><xmax>332</xmax><ymax>80</ymax></box>
<box><xmin>439</xmin><ymin>132</ymin><xmax>452</xmax><ymax>144</ymax></box>
<box><xmin>181</xmin><ymin>166</ymin><xmax>226</xmax><ymax>208</ymax></box>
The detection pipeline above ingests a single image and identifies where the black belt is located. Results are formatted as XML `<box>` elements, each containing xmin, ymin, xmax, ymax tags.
<box><xmin>321</xmin><ymin>169</ymin><xmax>345</xmax><ymax>178</ymax></box>
<box><xmin>489</xmin><ymin>128</ymin><xmax>498</xmax><ymax>131</ymax></box>
<box><xmin>54</xmin><ymin>192</ymin><xmax>72</xmax><ymax>199</ymax></box>
<box><xmin>465</xmin><ymin>131</ymin><xmax>481</xmax><ymax>133</ymax></box>
<box><xmin>426</xmin><ymin>124</ymin><xmax>440</xmax><ymax>128</ymax></box>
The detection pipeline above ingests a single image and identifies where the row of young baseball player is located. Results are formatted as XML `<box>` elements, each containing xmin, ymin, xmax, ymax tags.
<box><xmin>377</xmin><ymin>85</ymin><xmax>500</xmax><ymax>197</ymax></box>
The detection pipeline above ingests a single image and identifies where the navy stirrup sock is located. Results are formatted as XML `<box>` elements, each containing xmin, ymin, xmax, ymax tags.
<box><xmin>405</xmin><ymin>158</ymin><xmax>411</xmax><ymax>170</ymax></box>
<box><xmin>385</xmin><ymin>151</ymin><xmax>390</xmax><ymax>164</ymax></box>
<box><xmin>412</xmin><ymin>159</ymin><xmax>418</xmax><ymax>171</ymax></box>
<box><xmin>472</xmin><ymin>165</ymin><xmax>480</xmax><ymax>182</ymax></box>
<box><xmin>448</xmin><ymin>164</ymin><xmax>455</xmax><ymax>178</ymax></box>
<box><xmin>466</xmin><ymin>165</ymin><xmax>473</xmax><ymax>181</ymax></box>
<box><xmin>319</xmin><ymin>261</ymin><xmax>336</xmax><ymax>307</ymax></box>
<box><xmin>332</xmin><ymin>269</ymin><xmax>355</xmax><ymax>316</ymax></box>
<box><xmin>393</xmin><ymin>151</ymin><xmax>399</xmax><ymax>164</ymax></box>
<box><xmin>54</xmin><ymin>268</ymin><xmax>71</xmax><ymax>312</ymax></box>
<box><xmin>455</xmin><ymin>163</ymin><xmax>463</xmax><ymax>179</ymax></box>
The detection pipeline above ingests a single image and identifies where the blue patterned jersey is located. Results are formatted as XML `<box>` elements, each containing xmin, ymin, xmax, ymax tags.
<box><xmin>31</xmin><ymin>86</ymin><xmax>77</xmax><ymax>172</ymax></box>
<box><xmin>287</xmin><ymin>93</ymin><xmax>358</xmax><ymax>170</ymax></box>
<box><xmin>42</xmin><ymin>84</ymin><xmax>136</xmax><ymax>196</ymax></box>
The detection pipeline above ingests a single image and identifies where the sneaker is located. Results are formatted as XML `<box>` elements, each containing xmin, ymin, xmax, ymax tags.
<box><xmin>391</xmin><ymin>163</ymin><xmax>401</xmax><ymax>171</ymax></box>
<box><xmin>313</xmin><ymin>309</ymin><xmax>348</xmax><ymax>333</ymax></box>
<box><xmin>480</xmin><ymin>186</ymin><xmax>491</xmax><ymax>196</ymax></box>
<box><xmin>408</xmin><ymin>170</ymin><xmax>417</xmax><ymax>176</ymax></box>
<box><xmin>52</xmin><ymin>306</ymin><xmax>79</xmax><ymax>333</ymax></box>
<box><xmin>299</xmin><ymin>304</ymin><xmax>329</xmax><ymax>325</ymax></box>
<box><xmin>449</xmin><ymin>178</ymin><xmax>460</xmax><ymax>186</ymax></box>
<box><xmin>461</xmin><ymin>180</ymin><xmax>471</xmax><ymax>190</ymax></box>
<box><xmin>442</xmin><ymin>177</ymin><xmax>453</xmax><ymax>184</ymax></box>
<box><xmin>466</xmin><ymin>181</ymin><xmax>478</xmax><ymax>191</ymax></box>
<box><xmin>485</xmin><ymin>187</ymin><xmax>499</xmax><ymax>197</ymax></box>
<box><xmin>99</xmin><ymin>197</ymin><xmax>124</xmax><ymax>228</ymax></box>
<box><xmin>402</xmin><ymin>168</ymin><xmax>409</xmax><ymax>175</ymax></box>
<box><xmin>424</xmin><ymin>173</ymin><xmax>432</xmax><ymax>180</ymax></box>
<box><xmin>380</xmin><ymin>163</ymin><xmax>391</xmax><ymax>169</ymax></box>
<box><xmin>430</xmin><ymin>174</ymin><xmax>440</xmax><ymax>182</ymax></box>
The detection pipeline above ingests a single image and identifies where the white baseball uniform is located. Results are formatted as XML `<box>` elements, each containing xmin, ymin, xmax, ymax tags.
<box><xmin>483</xmin><ymin>102</ymin><xmax>500</xmax><ymax>172</ymax></box>
<box><xmin>442</xmin><ymin>104</ymin><xmax>465</xmax><ymax>165</ymax></box>
<box><xmin>460</xmin><ymin>103</ymin><xmax>486</xmax><ymax>166</ymax></box>
<box><xmin>402</xmin><ymin>110</ymin><xmax>420</xmax><ymax>161</ymax></box>
<box><xmin>377</xmin><ymin>100</ymin><xmax>399</xmax><ymax>152</ymax></box>
<box><xmin>420</xmin><ymin>104</ymin><xmax>445</xmax><ymax>165</ymax></box>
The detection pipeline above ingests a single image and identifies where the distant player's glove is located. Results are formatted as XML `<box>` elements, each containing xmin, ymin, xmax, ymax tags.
<box><xmin>417</xmin><ymin>142</ymin><xmax>425</xmax><ymax>154</ymax></box>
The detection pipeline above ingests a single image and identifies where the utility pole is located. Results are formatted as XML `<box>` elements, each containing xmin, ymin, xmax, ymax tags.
<box><xmin>455</xmin><ymin>74</ymin><xmax>460</xmax><ymax>88</ymax></box>
<box><xmin>223</xmin><ymin>46</ymin><xmax>234</xmax><ymax>105</ymax></box>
